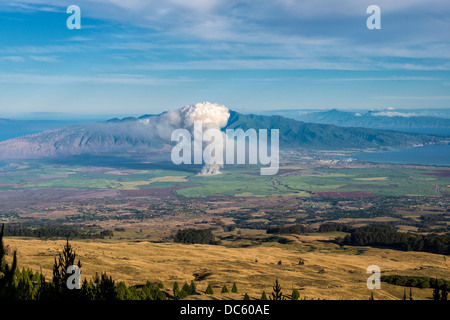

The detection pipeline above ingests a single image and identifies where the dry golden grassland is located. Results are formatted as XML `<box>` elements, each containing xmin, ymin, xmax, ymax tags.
<box><xmin>4</xmin><ymin>234</ymin><xmax>449</xmax><ymax>300</ymax></box>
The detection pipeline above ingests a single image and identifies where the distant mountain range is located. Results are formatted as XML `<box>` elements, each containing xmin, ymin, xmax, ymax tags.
<box><xmin>0</xmin><ymin>119</ymin><xmax>166</xmax><ymax>160</ymax></box>
<box><xmin>226</xmin><ymin>111</ymin><xmax>444</xmax><ymax>149</ymax></box>
<box><xmin>0</xmin><ymin>111</ymin><xmax>446</xmax><ymax>160</ymax></box>
<box><xmin>0</xmin><ymin>119</ymin><xmax>80</xmax><ymax>142</ymax></box>
<box><xmin>256</xmin><ymin>109</ymin><xmax>450</xmax><ymax>135</ymax></box>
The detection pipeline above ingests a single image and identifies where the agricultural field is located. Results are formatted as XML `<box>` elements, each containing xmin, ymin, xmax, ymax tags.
<box><xmin>1</xmin><ymin>159</ymin><xmax>449</xmax><ymax>198</ymax></box>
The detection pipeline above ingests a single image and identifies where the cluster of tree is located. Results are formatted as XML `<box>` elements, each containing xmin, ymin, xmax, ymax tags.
<box><xmin>173</xmin><ymin>228</ymin><xmax>219</xmax><ymax>245</ymax></box>
<box><xmin>173</xmin><ymin>279</ymin><xmax>302</xmax><ymax>301</ymax></box>
<box><xmin>233</xmin><ymin>221</ymin><xmax>267</xmax><ymax>230</ymax></box>
<box><xmin>318</xmin><ymin>223</ymin><xmax>353</xmax><ymax>233</ymax></box>
<box><xmin>2</xmin><ymin>224</ymin><xmax>113</xmax><ymax>240</ymax></box>
<box><xmin>66</xmin><ymin>212</ymin><xmax>157</xmax><ymax>222</ymax></box>
<box><xmin>381</xmin><ymin>275</ymin><xmax>450</xmax><ymax>291</ymax></box>
<box><xmin>297</xmin><ymin>207</ymin><xmax>394</xmax><ymax>222</ymax></box>
<box><xmin>0</xmin><ymin>224</ymin><xmax>17</xmax><ymax>299</ymax></box>
<box><xmin>0</xmin><ymin>224</ymin><xmax>165</xmax><ymax>300</ymax></box>
<box><xmin>419</xmin><ymin>214</ymin><xmax>449</xmax><ymax>222</ymax></box>
<box><xmin>171</xmin><ymin>281</ymin><xmax>240</xmax><ymax>298</ymax></box>
<box><xmin>338</xmin><ymin>224</ymin><xmax>450</xmax><ymax>255</ymax></box>
<box><xmin>222</xmin><ymin>225</ymin><xmax>236</xmax><ymax>232</ymax></box>
<box><xmin>7</xmin><ymin>268</ymin><xmax>167</xmax><ymax>300</ymax></box>
<box><xmin>266</xmin><ymin>224</ymin><xmax>308</xmax><ymax>235</ymax></box>
<box><xmin>432</xmin><ymin>280</ymin><xmax>449</xmax><ymax>301</ymax></box>
<box><xmin>172</xmin><ymin>281</ymin><xmax>198</xmax><ymax>299</ymax></box>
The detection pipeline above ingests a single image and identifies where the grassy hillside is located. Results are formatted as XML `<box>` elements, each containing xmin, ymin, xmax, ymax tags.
<box><xmin>4</xmin><ymin>235</ymin><xmax>448</xmax><ymax>300</ymax></box>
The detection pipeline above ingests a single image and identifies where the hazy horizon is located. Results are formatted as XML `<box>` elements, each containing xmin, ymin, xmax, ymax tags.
<box><xmin>0</xmin><ymin>105</ymin><xmax>449</xmax><ymax>120</ymax></box>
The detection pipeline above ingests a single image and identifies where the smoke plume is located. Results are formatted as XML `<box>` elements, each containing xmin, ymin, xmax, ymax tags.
<box><xmin>141</xmin><ymin>102</ymin><xmax>230</xmax><ymax>174</ymax></box>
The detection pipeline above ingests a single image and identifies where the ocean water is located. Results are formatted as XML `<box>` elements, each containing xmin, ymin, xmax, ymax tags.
<box><xmin>0</xmin><ymin>120</ymin><xmax>82</xmax><ymax>142</ymax></box>
<box><xmin>351</xmin><ymin>144</ymin><xmax>450</xmax><ymax>166</ymax></box>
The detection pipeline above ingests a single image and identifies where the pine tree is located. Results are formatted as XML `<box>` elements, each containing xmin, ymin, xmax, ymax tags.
<box><xmin>36</xmin><ymin>267</ymin><xmax>53</xmax><ymax>300</ymax></box>
<box><xmin>261</xmin><ymin>290</ymin><xmax>268</xmax><ymax>300</ymax></box>
<box><xmin>221</xmin><ymin>285</ymin><xmax>229</xmax><ymax>293</ymax></box>
<box><xmin>80</xmin><ymin>278</ymin><xmax>96</xmax><ymax>300</ymax></box>
<box><xmin>0</xmin><ymin>223</ymin><xmax>18</xmax><ymax>299</ymax></box>
<box><xmin>369</xmin><ymin>292</ymin><xmax>374</xmax><ymax>300</ymax></box>
<box><xmin>243</xmin><ymin>293</ymin><xmax>250</xmax><ymax>300</ymax></box>
<box><xmin>140</xmin><ymin>280</ymin><xmax>166</xmax><ymax>300</ymax></box>
<box><xmin>52</xmin><ymin>238</ymin><xmax>82</xmax><ymax>297</ymax></box>
<box><xmin>298</xmin><ymin>258</ymin><xmax>304</xmax><ymax>265</ymax></box>
<box><xmin>95</xmin><ymin>272</ymin><xmax>117</xmax><ymax>300</ymax></box>
<box><xmin>115</xmin><ymin>281</ymin><xmax>134</xmax><ymax>300</ymax></box>
<box><xmin>173</xmin><ymin>281</ymin><xmax>180</xmax><ymax>298</ymax></box>
<box><xmin>231</xmin><ymin>282</ymin><xmax>238</xmax><ymax>293</ymax></box>
<box><xmin>205</xmin><ymin>284</ymin><xmax>214</xmax><ymax>295</ymax></box>
<box><xmin>173</xmin><ymin>281</ymin><xmax>180</xmax><ymax>293</ymax></box>
<box><xmin>433</xmin><ymin>278</ymin><xmax>441</xmax><ymax>301</ymax></box>
<box><xmin>271</xmin><ymin>279</ymin><xmax>284</xmax><ymax>300</ymax></box>
<box><xmin>189</xmin><ymin>280</ymin><xmax>197</xmax><ymax>295</ymax></box>
<box><xmin>291</xmin><ymin>288</ymin><xmax>300</xmax><ymax>300</ymax></box>
<box><xmin>403</xmin><ymin>288</ymin><xmax>406</xmax><ymax>300</ymax></box>
<box><xmin>15</xmin><ymin>268</ymin><xmax>38</xmax><ymax>300</ymax></box>
<box><xmin>441</xmin><ymin>283</ymin><xmax>448</xmax><ymax>301</ymax></box>
<box><xmin>181</xmin><ymin>281</ymin><xmax>190</xmax><ymax>297</ymax></box>
<box><xmin>409</xmin><ymin>287</ymin><xmax>413</xmax><ymax>301</ymax></box>
<box><xmin>277</xmin><ymin>260</ymin><xmax>282</xmax><ymax>265</ymax></box>
<box><xmin>0</xmin><ymin>224</ymin><xmax>6</xmax><ymax>269</ymax></box>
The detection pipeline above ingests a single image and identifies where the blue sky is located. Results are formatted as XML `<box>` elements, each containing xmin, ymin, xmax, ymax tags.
<box><xmin>0</xmin><ymin>0</ymin><xmax>449</xmax><ymax>116</ymax></box>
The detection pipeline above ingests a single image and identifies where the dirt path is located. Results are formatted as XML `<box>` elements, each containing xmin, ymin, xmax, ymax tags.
<box><xmin>433</xmin><ymin>184</ymin><xmax>442</xmax><ymax>196</ymax></box>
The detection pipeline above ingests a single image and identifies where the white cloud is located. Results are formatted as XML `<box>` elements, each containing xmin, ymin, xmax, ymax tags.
<box><xmin>0</xmin><ymin>72</ymin><xmax>199</xmax><ymax>85</ymax></box>
<box><xmin>0</xmin><ymin>44</ymin><xmax>88</xmax><ymax>55</ymax></box>
<box><xmin>1</xmin><ymin>0</ymin><xmax>449</xmax><ymax>71</ymax></box>
<box><xmin>371</xmin><ymin>111</ymin><xmax>417</xmax><ymax>117</ymax></box>
<box><xmin>0</xmin><ymin>56</ymin><xmax>24</xmax><ymax>62</ymax></box>
<box><xmin>65</xmin><ymin>36</ymin><xmax>93</xmax><ymax>42</ymax></box>
<box><xmin>315</xmin><ymin>76</ymin><xmax>442</xmax><ymax>82</ymax></box>
<box><xmin>29</xmin><ymin>55</ymin><xmax>58</xmax><ymax>62</ymax></box>
<box><xmin>3</xmin><ymin>1</ymin><xmax>60</xmax><ymax>12</ymax></box>
<box><xmin>374</xmin><ymin>96</ymin><xmax>450</xmax><ymax>101</ymax></box>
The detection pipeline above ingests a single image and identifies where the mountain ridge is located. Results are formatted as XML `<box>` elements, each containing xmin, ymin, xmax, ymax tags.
<box><xmin>0</xmin><ymin>110</ymin><xmax>446</xmax><ymax>160</ymax></box>
<box><xmin>226</xmin><ymin>111</ymin><xmax>445</xmax><ymax>149</ymax></box>
<box><xmin>293</xmin><ymin>109</ymin><xmax>450</xmax><ymax>134</ymax></box>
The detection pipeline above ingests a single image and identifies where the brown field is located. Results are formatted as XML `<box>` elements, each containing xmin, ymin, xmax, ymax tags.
<box><xmin>313</xmin><ymin>191</ymin><xmax>375</xmax><ymax>198</ymax></box>
<box><xmin>119</xmin><ymin>186</ymin><xmax>186</xmax><ymax>197</ymax></box>
<box><xmin>420</xmin><ymin>170</ymin><xmax>450</xmax><ymax>178</ymax></box>
<box><xmin>4</xmin><ymin>235</ymin><xmax>449</xmax><ymax>300</ymax></box>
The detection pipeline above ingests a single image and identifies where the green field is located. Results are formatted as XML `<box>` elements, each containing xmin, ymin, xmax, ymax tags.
<box><xmin>0</xmin><ymin>160</ymin><xmax>449</xmax><ymax>198</ymax></box>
